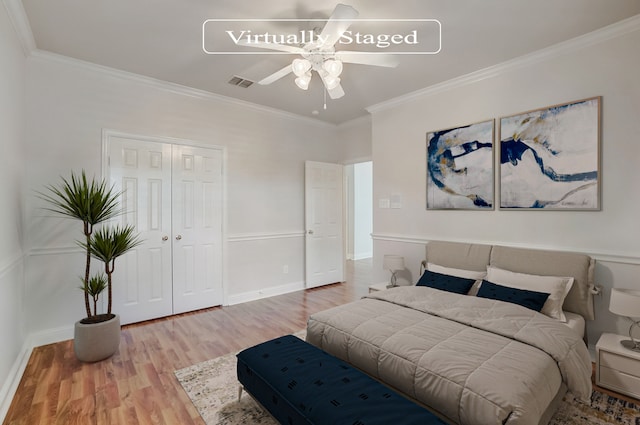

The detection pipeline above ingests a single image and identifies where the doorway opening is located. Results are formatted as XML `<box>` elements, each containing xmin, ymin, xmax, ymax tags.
<box><xmin>345</xmin><ymin>161</ymin><xmax>372</xmax><ymax>261</ymax></box>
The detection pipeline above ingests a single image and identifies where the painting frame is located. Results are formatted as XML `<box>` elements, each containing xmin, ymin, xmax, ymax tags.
<box><xmin>426</xmin><ymin>119</ymin><xmax>495</xmax><ymax>210</ymax></box>
<box><xmin>499</xmin><ymin>96</ymin><xmax>601</xmax><ymax>211</ymax></box>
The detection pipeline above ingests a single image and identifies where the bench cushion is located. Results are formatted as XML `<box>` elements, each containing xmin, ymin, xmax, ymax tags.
<box><xmin>237</xmin><ymin>335</ymin><xmax>446</xmax><ymax>425</ymax></box>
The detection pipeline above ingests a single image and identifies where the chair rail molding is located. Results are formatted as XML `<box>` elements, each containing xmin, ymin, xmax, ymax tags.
<box><xmin>371</xmin><ymin>233</ymin><xmax>640</xmax><ymax>265</ymax></box>
<box><xmin>228</xmin><ymin>231</ymin><xmax>305</xmax><ymax>242</ymax></box>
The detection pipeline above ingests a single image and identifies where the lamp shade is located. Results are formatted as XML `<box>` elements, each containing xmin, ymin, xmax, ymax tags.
<box><xmin>383</xmin><ymin>255</ymin><xmax>405</xmax><ymax>272</ymax></box>
<box><xmin>323</xmin><ymin>75</ymin><xmax>341</xmax><ymax>90</ymax></box>
<box><xmin>292</xmin><ymin>58</ymin><xmax>311</xmax><ymax>77</ymax></box>
<box><xmin>295</xmin><ymin>72</ymin><xmax>311</xmax><ymax>90</ymax></box>
<box><xmin>609</xmin><ymin>288</ymin><xmax>640</xmax><ymax>318</ymax></box>
<box><xmin>323</xmin><ymin>59</ymin><xmax>343</xmax><ymax>77</ymax></box>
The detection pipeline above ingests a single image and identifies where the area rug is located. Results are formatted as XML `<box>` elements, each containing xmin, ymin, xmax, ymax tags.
<box><xmin>175</xmin><ymin>333</ymin><xmax>640</xmax><ymax>425</ymax></box>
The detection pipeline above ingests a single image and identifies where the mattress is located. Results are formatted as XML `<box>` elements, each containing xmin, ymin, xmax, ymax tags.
<box><xmin>307</xmin><ymin>286</ymin><xmax>592</xmax><ymax>425</ymax></box>
<box><xmin>564</xmin><ymin>311</ymin><xmax>586</xmax><ymax>337</ymax></box>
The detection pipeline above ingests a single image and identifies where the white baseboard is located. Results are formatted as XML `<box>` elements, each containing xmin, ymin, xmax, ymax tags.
<box><xmin>0</xmin><ymin>340</ymin><xmax>31</xmax><ymax>423</ymax></box>
<box><xmin>28</xmin><ymin>325</ymin><xmax>74</xmax><ymax>348</ymax></box>
<box><xmin>226</xmin><ymin>281</ymin><xmax>305</xmax><ymax>306</ymax></box>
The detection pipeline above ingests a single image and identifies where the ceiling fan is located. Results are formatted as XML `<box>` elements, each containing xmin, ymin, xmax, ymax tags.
<box><xmin>236</xmin><ymin>3</ymin><xmax>399</xmax><ymax>99</ymax></box>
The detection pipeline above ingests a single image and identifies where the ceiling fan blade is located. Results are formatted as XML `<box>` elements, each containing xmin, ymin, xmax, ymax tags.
<box><xmin>335</xmin><ymin>51</ymin><xmax>399</xmax><ymax>68</ymax></box>
<box><xmin>258</xmin><ymin>64</ymin><xmax>293</xmax><ymax>85</ymax></box>
<box><xmin>327</xmin><ymin>83</ymin><xmax>345</xmax><ymax>99</ymax></box>
<box><xmin>313</xmin><ymin>4</ymin><xmax>359</xmax><ymax>49</ymax></box>
<box><xmin>236</xmin><ymin>39</ymin><xmax>305</xmax><ymax>54</ymax></box>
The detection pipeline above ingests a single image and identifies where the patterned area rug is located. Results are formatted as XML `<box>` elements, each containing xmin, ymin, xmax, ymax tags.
<box><xmin>175</xmin><ymin>334</ymin><xmax>640</xmax><ymax>425</ymax></box>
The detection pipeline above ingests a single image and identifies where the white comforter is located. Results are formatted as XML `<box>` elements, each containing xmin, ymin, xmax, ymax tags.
<box><xmin>306</xmin><ymin>286</ymin><xmax>592</xmax><ymax>425</ymax></box>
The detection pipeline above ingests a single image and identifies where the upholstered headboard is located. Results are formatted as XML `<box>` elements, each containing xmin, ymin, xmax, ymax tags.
<box><xmin>425</xmin><ymin>241</ymin><xmax>596</xmax><ymax>320</ymax></box>
<box><xmin>425</xmin><ymin>241</ymin><xmax>492</xmax><ymax>272</ymax></box>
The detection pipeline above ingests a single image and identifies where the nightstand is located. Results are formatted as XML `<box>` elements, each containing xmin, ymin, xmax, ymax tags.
<box><xmin>369</xmin><ymin>282</ymin><xmax>392</xmax><ymax>293</ymax></box>
<box><xmin>596</xmin><ymin>332</ymin><xmax>640</xmax><ymax>400</ymax></box>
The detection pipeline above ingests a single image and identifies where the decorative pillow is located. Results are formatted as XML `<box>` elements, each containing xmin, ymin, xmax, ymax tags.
<box><xmin>485</xmin><ymin>266</ymin><xmax>574</xmax><ymax>322</ymax></box>
<box><xmin>416</xmin><ymin>270</ymin><xmax>476</xmax><ymax>295</ymax></box>
<box><xmin>477</xmin><ymin>280</ymin><xmax>550</xmax><ymax>312</ymax></box>
<box><xmin>427</xmin><ymin>263</ymin><xmax>487</xmax><ymax>296</ymax></box>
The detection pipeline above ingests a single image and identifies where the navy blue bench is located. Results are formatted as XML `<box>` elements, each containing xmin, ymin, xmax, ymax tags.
<box><xmin>236</xmin><ymin>334</ymin><xmax>446</xmax><ymax>425</ymax></box>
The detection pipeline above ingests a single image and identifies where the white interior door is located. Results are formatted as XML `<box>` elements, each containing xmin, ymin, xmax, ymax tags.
<box><xmin>107</xmin><ymin>134</ymin><xmax>224</xmax><ymax>324</ymax></box>
<box><xmin>305</xmin><ymin>161</ymin><xmax>344</xmax><ymax>288</ymax></box>
<box><xmin>172</xmin><ymin>145</ymin><xmax>223</xmax><ymax>314</ymax></box>
<box><xmin>108</xmin><ymin>136</ymin><xmax>174</xmax><ymax>324</ymax></box>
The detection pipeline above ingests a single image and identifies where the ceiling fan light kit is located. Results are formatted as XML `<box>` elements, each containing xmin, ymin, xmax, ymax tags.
<box><xmin>241</xmin><ymin>3</ymin><xmax>399</xmax><ymax>103</ymax></box>
<box><xmin>322</xmin><ymin>74</ymin><xmax>341</xmax><ymax>90</ymax></box>
<box><xmin>295</xmin><ymin>72</ymin><xmax>312</xmax><ymax>90</ymax></box>
<box><xmin>291</xmin><ymin>57</ymin><xmax>343</xmax><ymax>92</ymax></box>
<box><xmin>292</xmin><ymin>58</ymin><xmax>312</xmax><ymax>77</ymax></box>
<box><xmin>323</xmin><ymin>59</ymin><xmax>343</xmax><ymax>77</ymax></box>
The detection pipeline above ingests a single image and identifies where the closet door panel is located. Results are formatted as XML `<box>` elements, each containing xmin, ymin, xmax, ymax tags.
<box><xmin>172</xmin><ymin>145</ymin><xmax>223</xmax><ymax>314</ymax></box>
<box><xmin>108</xmin><ymin>137</ymin><xmax>174</xmax><ymax>324</ymax></box>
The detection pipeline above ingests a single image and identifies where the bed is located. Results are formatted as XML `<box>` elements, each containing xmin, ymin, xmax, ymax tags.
<box><xmin>306</xmin><ymin>241</ymin><xmax>596</xmax><ymax>425</ymax></box>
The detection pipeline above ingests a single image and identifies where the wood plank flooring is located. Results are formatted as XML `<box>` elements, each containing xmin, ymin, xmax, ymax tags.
<box><xmin>4</xmin><ymin>259</ymin><xmax>370</xmax><ymax>425</ymax></box>
<box><xmin>4</xmin><ymin>257</ymin><xmax>637</xmax><ymax>424</ymax></box>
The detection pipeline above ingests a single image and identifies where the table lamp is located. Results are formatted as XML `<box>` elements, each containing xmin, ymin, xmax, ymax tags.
<box><xmin>383</xmin><ymin>255</ymin><xmax>405</xmax><ymax>288</ymax></box>
<box><xmin>609</xmin><ymin>288</ymin><xmax>640</xmax><ymax>352</ymax></box>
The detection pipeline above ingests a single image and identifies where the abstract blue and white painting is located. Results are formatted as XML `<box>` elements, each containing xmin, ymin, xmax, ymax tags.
<box><xmin>500</xmin><ymin>97</ymin><xmax>600</xmax><ymax>210</ymax></box>
<box><xmin>427</xmin><ymin>120</ymin><xmax>494</xmax><ymax>209</ymax></box>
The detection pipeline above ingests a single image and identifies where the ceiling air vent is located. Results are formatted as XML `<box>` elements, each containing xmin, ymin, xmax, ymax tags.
<box><xmin>228</xmin><ymin>76</ymin><xmax>254</xmax><ymax>88</ymax></box>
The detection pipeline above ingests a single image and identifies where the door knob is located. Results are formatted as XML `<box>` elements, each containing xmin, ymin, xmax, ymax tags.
<box><xmin>307</xmin><ymin>230</ymin><xmax>314</xmax><ymax>234</ymax></box>
<box><xmin>176</xmin><ymin>235</ymin><xmax>182</xmax><ymax>240</ymax></box>
<box><xmin>162</xmin><ymin>236</ymin><xmax>168</xmax><ymax>241</ymax></box>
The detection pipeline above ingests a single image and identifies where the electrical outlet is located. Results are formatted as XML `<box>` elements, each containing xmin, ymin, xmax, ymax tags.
<box><xmin>283</xmin><ymin>265</ymin><xmax>289</xmax><ymax>274</ymax></box>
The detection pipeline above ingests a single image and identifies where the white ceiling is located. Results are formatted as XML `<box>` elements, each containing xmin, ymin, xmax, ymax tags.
<box><xmin>18</xmin><ymin>0</ymin><xmax>640</xmax><ymax>124</ymax></box>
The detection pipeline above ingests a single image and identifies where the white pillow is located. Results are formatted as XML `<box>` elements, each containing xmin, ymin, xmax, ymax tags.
<box><xmin>485</xmin><ymin>266</ymin><xmax>574</xmax><ymax>322</ymax></box>
<box><xmin>427</xmin><ymin>263</ymin><xmax>486</xmax><ymax>295</ymax></box>
<box><xmin>427</xmin><ymin>263</ymin><xmax>487</xmax><ymax>279</ymax></box>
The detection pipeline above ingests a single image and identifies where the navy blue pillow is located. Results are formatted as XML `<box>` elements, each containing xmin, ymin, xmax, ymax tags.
<box><xmin>477</xmin><ymin>280</ymin><xmax>550</xmax><ymax>312</ymax></box>
<box><xmin>416</xmin><ymin>270</ymin><xmax>475</xmax><ymax>295</ymax></box>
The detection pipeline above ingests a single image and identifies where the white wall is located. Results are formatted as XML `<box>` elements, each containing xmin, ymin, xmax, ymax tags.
<box><xmin>353</xmin><ymin>162</ymin><xmax>373</xmax><ymax>259</ymax></box>
<box><xmin>337</xmin><ymin>115</ymin><xmax>372</xmax><ymax>164</ymax></box>
<box><xmin>345</xmin><ymin>164</ymin><xmax>355</xmax><ymax>259</ymax></box>
<box><xmin>22</xmin><ymin>51</ymin><xmax>360</xmax><ymax>339</ymax></box>
<box><xmin>0</xmin><ymin>2</ymin><xmax>27</xmax><ymax>418</ymax></box>
<box><xmin>339</xmin><ymin>116</ymin><xmax>373</xmax><ymax>260</ymax></box>
<box><xmin>370</xmin><ymin>20</ymin><xmax>640</xmax><ymax>347</ymax></box>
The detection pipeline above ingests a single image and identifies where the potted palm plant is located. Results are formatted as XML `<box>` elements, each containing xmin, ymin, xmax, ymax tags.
<box><xmin>40</xmin><ymin>170</ymin><xmax>141</xmax><ymax>362</ymax></box>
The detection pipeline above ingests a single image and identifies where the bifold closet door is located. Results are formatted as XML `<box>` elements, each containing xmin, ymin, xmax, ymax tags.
<box><xmin>171</xmin><ymin>145</ymin><xmax>223</xmax><ymax>314</ymax></box>
<box><xmin>108</xmin><ymin>136</ymin><xmax>174</xmax><ymax>324</ymax></box>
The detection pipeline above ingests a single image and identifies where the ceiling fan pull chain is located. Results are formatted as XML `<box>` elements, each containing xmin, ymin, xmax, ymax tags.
<box><xmin>323</xmin><ymin>87</ymin><xmax>327</xmax><ymax>110</ymax></box>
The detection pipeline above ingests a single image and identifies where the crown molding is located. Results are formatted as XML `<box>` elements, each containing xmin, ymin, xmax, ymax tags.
<box><xmin>2</xmin><ymin>0</ymin><xmax>36</xmax><ymax>56</ymax></box>
<box><xmin>29</xmin><ymin>50</ymin><xmax>336</xmax><ymax>129</ymax></box>
<box><xmin>3</xmin><ymin>0</ymin><xmax>334</xmax><ymax>128</ymax></box>
<box><xmin>3</xmin><ymin>0</ymin><xmax>326</xmax><ymax>127</ymax></box>
<box><xmin>336</xmin><ymin>114</ymin><xmax>372</xmax><ymax>130</ymax></box>
<box><xmin>367</xmin><ymin>14</ymin><xmax>640</xmax><ymax>115</ymax></box>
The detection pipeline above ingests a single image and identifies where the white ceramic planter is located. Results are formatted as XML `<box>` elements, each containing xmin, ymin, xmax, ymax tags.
<box><xmin>73</xmin><ymin>314</ymin><xmax>121</xmax><ymax>362</ymax></box>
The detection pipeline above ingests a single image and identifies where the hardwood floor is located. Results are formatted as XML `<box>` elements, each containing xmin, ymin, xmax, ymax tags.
<box><xmin>3</xmin><ymin>259</ymin><xmax>371</xmax><ymax>425</ymax></box>
<box><xmin>4</xmin><ymin>257</ymin><xmax>636</xmax><ymax>424</ymax></box>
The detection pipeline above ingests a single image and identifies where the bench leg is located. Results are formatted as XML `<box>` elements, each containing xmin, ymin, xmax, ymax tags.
<box><xmin>238</xmin><ymin>385</ymin><xmax>243</xmax><ymax>402</ymax></box>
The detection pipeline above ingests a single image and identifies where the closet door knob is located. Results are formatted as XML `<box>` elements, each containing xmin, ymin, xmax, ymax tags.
<box><xmin>162</xmin><ymin>236</ymin><xmax>168</xmax><ymax>241</ymax></box>
<box><xmin>176</xmin><ymin>235</ymin><xmax>182</xmax><ymax>240</ymax></box>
